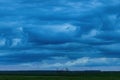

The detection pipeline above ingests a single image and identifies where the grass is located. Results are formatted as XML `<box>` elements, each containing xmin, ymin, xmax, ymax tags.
<box><xmin>0</xmin><ymin>75</ymin><xmax>120</xmax><ymax>80</ymax></box>
<box><xmin>0</xmin><ymin>75</ymin><xmax>119</xmax><ymax>80</ymax></box>
<box><xmin>0</xmin><ymin>71</ymin><xmax>120</xmax><ymax>80</ymax></box>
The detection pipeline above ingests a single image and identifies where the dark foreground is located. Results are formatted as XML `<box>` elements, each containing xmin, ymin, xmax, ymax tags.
<box><xmin>0</xmin><ymin>71</ymin><xmax>120</xmax><ymax>80</ymax></box>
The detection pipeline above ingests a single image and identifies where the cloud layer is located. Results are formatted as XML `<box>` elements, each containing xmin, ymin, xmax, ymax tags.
<box><xmin>0</xmin><ymin>0</ymin><xmax>120</xmax><ymax>70</ymax></box>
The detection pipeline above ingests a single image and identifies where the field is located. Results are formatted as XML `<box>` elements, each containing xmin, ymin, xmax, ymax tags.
<box><xmin>0</xmin><ymin>71</ymin><xmax>120</xmax><ymax>80</ymax></box>
<box><xmin>0</xmin><ymin>75</ymin><xmax>120</xmax><ymax>80</ymax></box>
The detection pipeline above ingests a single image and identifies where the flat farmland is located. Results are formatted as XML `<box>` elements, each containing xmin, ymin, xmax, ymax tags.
<box><xmin>0</xmin><ymin>71</ymin><xmax>119</xmax><ymax>80</ymax></box>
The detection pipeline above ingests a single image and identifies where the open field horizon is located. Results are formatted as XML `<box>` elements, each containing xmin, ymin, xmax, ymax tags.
<box><xmin>0</xmin><ymin>0</ymin><xmax>120</xmax><ymax>80</ymax></box>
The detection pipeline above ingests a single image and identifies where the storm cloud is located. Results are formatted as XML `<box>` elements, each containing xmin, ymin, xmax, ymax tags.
<box><xmin>0</xmin><ymin>0</ymin><xmax>120</xmax><ymax>70</ymax></box>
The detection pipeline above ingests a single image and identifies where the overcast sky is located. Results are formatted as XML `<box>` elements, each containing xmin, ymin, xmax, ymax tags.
<box><xmin>0</xmin><ymin>0</ymin><xmax>120</xmax><ymax>71</ymax></box>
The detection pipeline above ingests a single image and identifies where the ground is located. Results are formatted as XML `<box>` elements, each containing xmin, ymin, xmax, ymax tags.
<box><xmin>0</xmin><ymin>72</ymin><xmax>120</xmax><ymax>80</ymax></box>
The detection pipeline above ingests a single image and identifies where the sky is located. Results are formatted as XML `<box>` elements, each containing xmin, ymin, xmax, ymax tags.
<box><xmin>0</xmin><ymin>0</ymin><xmax>120</xmax><ymax>71</ymax></box>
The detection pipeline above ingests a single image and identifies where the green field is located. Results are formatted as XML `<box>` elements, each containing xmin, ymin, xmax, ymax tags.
<box><xmin>0</xmin><ymin>74</ymin><xmax>120</xmax><ymax>80</ymax></box>
<box><xmin>0</xmin><ymin>71</ymin><xmax>120</xmax><ymax>80</ymax></box>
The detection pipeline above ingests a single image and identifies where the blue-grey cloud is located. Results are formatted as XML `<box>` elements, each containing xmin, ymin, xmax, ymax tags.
<box><xmin>0</xmin><ymin>0</ymin><xmax>120</xmax><ymax>70</ymax></box>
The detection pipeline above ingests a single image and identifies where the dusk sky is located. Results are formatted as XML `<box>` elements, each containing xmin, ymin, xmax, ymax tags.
<box><xmin>0</xmin><ymin>0</ymin><xmax>120</xmax><ymax>71</ymax></box>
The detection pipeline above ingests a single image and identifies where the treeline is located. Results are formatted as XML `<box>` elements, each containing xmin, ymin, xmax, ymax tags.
<box><xmin>0</xmin><ymin>70</ymin><xmax>119</xmax><ymax>76</ymax></box>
